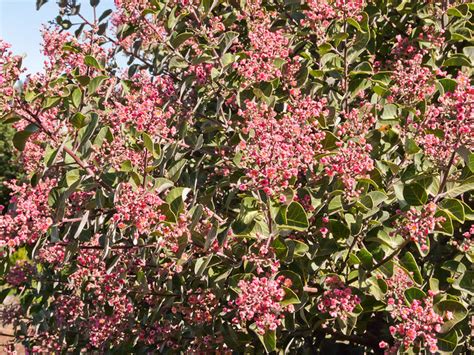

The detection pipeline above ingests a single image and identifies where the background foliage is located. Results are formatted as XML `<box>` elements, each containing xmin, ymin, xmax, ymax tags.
<box><xmin>0</xmin><ymin>0</ymin><xmax>473</xmax><ymax>353</ymax></box>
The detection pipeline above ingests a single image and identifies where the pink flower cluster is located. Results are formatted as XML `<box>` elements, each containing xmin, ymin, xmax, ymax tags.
<box><xmin>107</xmin><ymin>71</ymin><xmax>176</xmax><ymax>138</ymax></box>
<box><xmin>41</xmin><ymin>26</ymin><xmax>108</xmax><ymax>74</ymax></box>
<box><xmin>452</xmin><ymin>224</ymin><xmax>474</xmax><ymax>252</ymax></box>
<box><xmin>317</xmin><ymin>276</ymin><xmax>360</xmax><ymax>320</ymax></box>
<box><xmin>0</xmin><ymin>39</ymin><xmax>23</xmax><ymax>111</ymax></box>
<box><xmin>226</xmin><ymin>276</ymin><xmax>295</xmax><ymax>335</ymax></box>
<box><xmin>337</xmin><ymin>104</ymin><xmax>376</xmax><ymax>137</ymax></box>
<box><xmin>391</xmin><ymin>202</ymin><xmax>445</xmax><ymax>251</ymax></box>
<box><xmin>387</xmin><ymin>293</ymin><xmax>444</xmax><ymax>353</ymax></box>
<box><xmin>185</xmin><ymin>63</ymin><xmax>213</xmax><ymax>85</ymax></box>
<box><xmin>113</xmin><ymin>183</ymin><xmax>166</xmax><ymax>238</ymax></box>
<box><xmin>37</xmin><ymin>243</ymin><xmax>66</xmax><ymax>267</ymax></box>
<box><xmin>173</xmin><ymin>288</ymin><xmax>218</xmax><ymax>325</ymax></box>
<box><xmin>382</xmin><ymin>267</ymin><xmax>448</xmax><ymax>353</ymax></box>
<box><xmin>384</xmin><ymin>266</ymin><xmax>414</xmax><ymax>302</ymax></box>
<box><xmin>5</xmin><ymin>261</ymin><xmax>35</xmax><ymax>286</ymax></box>
<box><xmin>302</xmin><ymin>0</ymin><xmax>365</xmax><ymax>44</ymax></box>
<box><xmin>234</xmin><ymin>16</ymin><xmax>289</xmax><ymax>84</ymax></box>
<box><xmin>237</xmin><ymin>98</ymin><xmax>326</xmax><ymax>195</ymax></box>
<box><xmin>66</xmin><ymin>237</ymin><xmax>134</xmax><ymax>349</ymax></box>
<box><xmin>0</xmin><ymin>179</ymin><xmax>55</xmax><ymax>249</ymax></box>
<box><xmin>320</xmin><ymin>139</ymin><xmax>374</xmax><ymax>198</ymax></box>
<box><xmin>416</xmin><ymin>72</ymin><xmax>473</xmax><ymax>167</ymax></box>
<box><xmin>54</xmin><ymin>295</ymin><xmax>84</xmax><ymax>327</ymax></box>
<box><xmin>241</xmin><ymin>237</ymin><xmax>280</xmax><ymax>275</ymax></box>
<box><xmin>112</xmin><ymin>0</ymin><xmax>167</xmax><ymax>50</ymax></box>
<box><xmin>30</xmin><ymin>332</ymin><xmax>62</xmax><ymax>353</ymax></box>
<box><xmin>387</xmin><ymin>35</ymin><xmax>437</xmax><ymax>104</ymax></box>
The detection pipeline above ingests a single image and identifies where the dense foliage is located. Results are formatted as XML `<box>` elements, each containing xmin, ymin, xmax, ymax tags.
<box><xmin>0</xmin><ymin>124</ymin><xmax>20</xmax><ymax>206</ymax></box>
<box><xmin>0</xmin><ymin>0</ymin><xmax>473</xmax><ymax>353</ymax></box>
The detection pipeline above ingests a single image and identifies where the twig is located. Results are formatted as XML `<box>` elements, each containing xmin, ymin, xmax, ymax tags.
<box><xmin>347</xmin><ymin>239</ymin><xmax>410</xmax><ymax>284</ymax></box>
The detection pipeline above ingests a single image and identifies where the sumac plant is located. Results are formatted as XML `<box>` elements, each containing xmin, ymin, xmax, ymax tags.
<box><xmin>0</xmin><ymin>0</ymin><xmax>473</xmax><ymax>353</ymax></box>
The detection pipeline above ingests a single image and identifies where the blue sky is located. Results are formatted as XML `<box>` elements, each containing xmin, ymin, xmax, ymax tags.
<box><xmin>0</xmin><ymin>0</ymin><xmax>115</xmax><ymax>74</ymax></box>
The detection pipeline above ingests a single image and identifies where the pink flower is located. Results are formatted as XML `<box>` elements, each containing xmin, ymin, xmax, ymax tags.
<box><xmin>317</xmin><ymin>276</ymin><xmax>360</xmax><ymax>320</ymax></box>
<box><xmin>237</xmin><ymin>97</ymin><xmax>327</xmax><ymax>195</ymax></box>
<box><xmin>391</xmin><ymin>202</ymin><xmax>445</xmax><ymax>251</ymax></box>
<box><xmin>227</xmin><ymin>276</ymin><xmax>295</xmax><ymax>334</ymax></box>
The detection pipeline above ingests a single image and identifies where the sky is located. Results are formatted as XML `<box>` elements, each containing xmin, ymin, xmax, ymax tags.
<box><xmin>0</xmin><ymin>0</ymin><xmax>115</xmax><ymax>74</ymax></box>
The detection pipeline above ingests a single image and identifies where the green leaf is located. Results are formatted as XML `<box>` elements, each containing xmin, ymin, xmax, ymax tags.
<box><xmin>439</xmin><ymin>198</ymin><xmax>465</xmax><ymax>223</ymax></box>
<box><xmin>66</xmin><ymin>169</ymin><xmax>81</xmax><ymax>186</ymax></box>
<box><xmin>381</xmin><ymin>104</ymin><xmax>397</xmax><ymax>119</ymax></box>
<box><xmin>284</xmin><ymin>202</ymin><xmax>309</xmax><ymax>231</ymax></box>
<box><xmin>442</xmin><ymin>54</ymin><xmax>471</xmax><ymax>67</ymax></box>
<box><xmin>170</xmin><ymin>32</ymin><xmax>193</xmax><ymax>48</ymax></box>
<box><xmin>438</xmin><ymin>78</ymin><xmax>457</xmax><ymax>93</ymax></box>
<box><xmin>194</xmin><ymin>255</ymin><xmax>212</xmax><ymax>276</ymax></box>
<box><xmin>321</xmin><ymin>131</ymin><xmax>338</xmax><ymax>150</ymax></box>
<box><xmin>288</xmin><ymin>239</ymin><xmax>309</xmax><ymax>258</ymax></box>
<box><xmin>445</xmin><ymin>176</ymin><xmax>474</xmax><ymax>198</ymax></box>
<box><xmin>219</xmin><ymin>31</ymin><xmax>239</xmax><ymax>54</ymax></box>
<box><xmin>368</xmin><ymin>277</ymin><xmax>388</xmax><ymax>300</ymax></box>
<box><xmin>357</xmin><ymin>248</ymin><xmax>373</xmax><ymax>269</ymax></box>
<box><xmin>434</xmin><ymin>300</ymin><xmax>468</xmax><ymax>333</ymax></box>
<box><xmin>70</xmin><ymin>112</ymin><xmax>88</xmax><ymax>129</ymax></box>
<box><xmin>437</xmin><ymin>330</ymin><xmax>458</xmax><ymax>353</ymax></box>
<box><xmin>253</xmin><ymin>327</ymin><xmax>276</xmax><ymax>353</ymax></box>
<box><xmin>71</xmin><ymin>87</ymin><xmax>82</xmax><ymax>108</ymax></box>
<box><xmin>281</xmin><ymin>286</ymin><xmax>300</xmax><ymax>306</ymax></box>
<box><xmin>456</xmin><ymin>147</ymin><xmax>474</xmax><ymax>172</ymax></box>
<box><xmin>93</xmin><ymin>126</ymin><xmax>113</xmax><ymax>147</ymax></box>
<box><xmin>221</xmin><ymin>53</ymin><xmax>234</xmax><ymax>67</ymax></box>
<box><xmin>36</xmin><ymin>0</ymin><xmax>48</xmax><ymax>10</ymax></box>
<box><xmin>404</xmin><ymin>287</ymin><xmax>426</xmax><ymax>304</ymax></box>
<box><xmin>328</xmin><ymin>194</ymin><xmax>343</xmax><ymax>213</ymax></box>
<box><xmin>167</xmin><ymin>159</ymin><xmax>187</xmax><ymax>182</ymax></box>
<box><xmin>403</xmin><ymin>183</ymin><xmax>427</xmax><ymax>206</ymax></box>
<box><xmin>329</xmin><ymin>220</ymin><xmax>350</xmax><ymax>239</ymax></box>
<box><xmin>43</xmin><ymin>96</ymin><xmax>61</xmax><ymax>109</ymax></box>
<box><xmin>84</xmin><ymin>55</ymin><xmax>103</xmax><ymax>70</ymax></box>
<box><xmin>155</xmin><ymin>178</ymin><xmax>174</xmax><ymax>194</ymax></box>
<box><xmin>13</xmin><ymin>124</ymin><xmax>39</xmax><ymax>151</ymax></box>
<box><xmin>405</xmin><ymin>138</ymin><xmax>420</xmax><ymax>154</ymax></box>
<box><xmin>463</xmin><ymin>46</ymin><xmax>474</xmax><ymax>63</ymax></box>
<box><xmin>447</xmin><ymin>4</ymin><xmax>469</xmax><ymax>17</ymax></box>
<box><xmin>452</xmin><ymin>270</ymin><xmax>474</xmax><ymax>295</ymax></box>
<box><xmin>347</xmin><ymin>18</ymin><xmax>362</xmax><ymax>32</ymax></box>
<box><xmin>142</xmin><ymin>132</ymin><xmax>154</xmax><ymax>152</ymax></box>
<box><xmin>400</xmin><ymin>252</ymin><xmax>422</xmax><ymax>285</ymax></box>
<box><xmin>88</xmin><ymin>75</ymin><xmax>108</xmax><ymax>94</ymax></box>
<box><xmin>166</xmin><ymin>187</ymin><xmax>191</xmax><ymax>216</ymax></box>
<box><xmin>120</xmin><ymin>160</ymin><xmax>133</xmax><ymax>172</ymax></box>
<box><xmin>435</xmin><ymin>210</ymin><xmax>454</xmax><ymax>235</ymax></box>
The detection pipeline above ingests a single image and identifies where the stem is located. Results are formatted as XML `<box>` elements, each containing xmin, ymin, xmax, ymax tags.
<box><xmin>441</xmin><ymin>0</ymin><xmax>448</xmax><ymax>30</ymax></box>
<box><xmin>303</xmin><ymin>286</ymin><xmax>318</xmax><ymax>293</ymax></box>
<box><xmin>142</xmin><ymin>150</ymin><xmax>148</xmax><ymax>188</ymax></box>
<box><xmin>434</xmin><ymin>150</ymin><xmax>456</xmax><ymax>203</ymax></box>
<box><xmin>337</xmin><ymin>234</ymin><xmax>361</xmax><ymax>274</ymax></box>
<box><xmin>19</xmin><ymin>103</ymin><xmax>113</xmax><ymax>191</ymax></box>
<box><xmin>342</xmin><ymin>12</ymin><xmax>349</xmax><ymax>114</ymax></box>
<box><xmin>347</xmin><ymin>239</ymin><xmax>410</xmax><ymax>284</ymax></box>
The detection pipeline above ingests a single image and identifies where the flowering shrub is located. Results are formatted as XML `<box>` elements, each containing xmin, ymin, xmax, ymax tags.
<box><xmin>0</xmin><ymin>0</ymin><xmax>473</xmax><ymax>353</ymax></box>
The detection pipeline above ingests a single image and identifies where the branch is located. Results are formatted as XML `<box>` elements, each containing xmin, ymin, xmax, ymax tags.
<box><xmin>434</xmin><ymin>150</ymin><xmax>456</xmax><ymax>203</ymax></box>
<box><xmin>347</xmin><ymin>239</ymin><xmax>410</xmax><ymax>284</ymax></box>
<box><xmin>19</xmin><ymin>104</ymin><xmax>113</xmax><ymax>191</ymax></box>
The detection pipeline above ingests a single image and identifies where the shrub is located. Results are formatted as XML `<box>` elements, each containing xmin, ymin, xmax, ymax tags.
<box><xmin>0</xmin><ymin>123</ymin><xmax>20</xmax><ymax>206</ymax></box>
<box><xmin>0</xmin><ymin>0</ymin><xmax>473</xmax><ymax>353</ymax></box>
